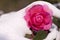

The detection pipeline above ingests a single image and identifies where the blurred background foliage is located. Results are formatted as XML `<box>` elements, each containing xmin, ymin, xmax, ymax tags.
<box><xmin>0</xmin><ymin>0</ymin><xmax>60</xmax><ymax>40</ymax></box>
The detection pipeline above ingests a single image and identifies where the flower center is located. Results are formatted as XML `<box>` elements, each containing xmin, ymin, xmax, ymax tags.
<box><xmin>35</xmin><ymin>15</ymin><xmax>43</xmax><ymax>23</ymax></box>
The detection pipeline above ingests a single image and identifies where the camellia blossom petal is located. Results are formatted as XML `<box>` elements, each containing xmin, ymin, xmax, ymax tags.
<box><xmin>24</xmin><ymin>4</ymin><xmax>53</xmax><ymax>31</ymax></box>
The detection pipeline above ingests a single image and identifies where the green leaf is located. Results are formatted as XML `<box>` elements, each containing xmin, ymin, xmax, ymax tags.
<box><xmin>25</xmin><ymin>34</ymin><xmax>33</xmax><ymax>39</ymax></box>
<box><xmin>53</xmin><ymin>17</ymin><xmax>60</xmax><ymax>28</ymax></box>
<box><xmin>33</xmin><ymin>30</ymin><xmax>48</xmax><ymax>40</ymax></box>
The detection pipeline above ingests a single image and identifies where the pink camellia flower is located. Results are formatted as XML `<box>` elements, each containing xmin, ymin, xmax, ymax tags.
<box><xmin>24</xmin><ymin>4</ymin><xmax>53</xmax><ymax>31</ymax></box>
